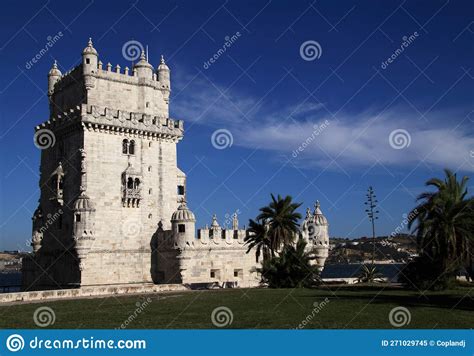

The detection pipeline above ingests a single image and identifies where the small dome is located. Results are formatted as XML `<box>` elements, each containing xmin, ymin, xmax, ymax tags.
<box><xmin>134</xmin><ymin>51</ymin><xmax>153</xmax><ymax>69</ymax></box>
<box><xmin>313</xmin><ymin>201</ymin><xmax>328</xmax><ymax>226</ymax></box>
<box><xmin>74</xmin><ymin>193</ymin><xmax>95</xmax><ymax>211</ymax></box>
<box><xmin>171</xmin><ymin>202</ymin><xmax>195</xmax><ymax>222</ymax></box>
<box><xmin>48</xmin><ymin>60</ymin><xmax>62</xmax><ymax>77</ymax></box>
<box><xmin>82</xmin><ymin>38</ymin><xmax>98</xmax><ymax>56</ymax></box>
<box><xmin>157</xmin><ymin>55</ymin><xmax>169</xmax><ymax>71</ymax></box>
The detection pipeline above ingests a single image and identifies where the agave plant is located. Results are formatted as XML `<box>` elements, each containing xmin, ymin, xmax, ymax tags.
<box><xmin>357</xmin><ymin>264</ymin><xmax>384</xmax><ymax>283</ymax></box>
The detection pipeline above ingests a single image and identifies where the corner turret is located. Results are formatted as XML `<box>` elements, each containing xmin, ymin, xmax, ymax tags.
<box><xmin>134</xmin><ymin>51</ymin><xmax>154</xmax><ymax>79</ymax></box>
<box><xmin>157</xmin><ymin>55</ymin><xmax>170</xmax><ymax>89</ymax></box>
<box><xmin>171</xmin><ymin>201</ymin><xmax>196</xmax><ymax>248</ymax></box>
<box><xmin>48</xmin><ymin>60</ymin><xmax>62</xmax><ymax>97</ymax></box>
<box><xmin>82</xmin><ymin>38</ymin><xmax>98</xmax><ymax>90</ymax></box>
<box><xmin>301</xmin><ymin>200</ymin><xmax>330</xmax><ymax>271</ymax></box>
<box><xmin>73</xmin><ymin>193</ymin><xmax>96</xmax><ymax>271</ymax></box>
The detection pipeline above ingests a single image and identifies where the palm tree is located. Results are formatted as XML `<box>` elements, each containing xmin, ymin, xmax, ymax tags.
<box><xmin>259</xmin><ymin>238</ymin><xmax>321</xmax><ymax>288</ymax></box>
<box><xmin>257</xmin><ymin>194</ymin><xmax>302</xmax><ymax>256</ymax></box>
<box><xmin>408</xmin><ymin>169</ymin><xmax>474</xmax><ymax>273</ymax></box>
<box><xmin>244</xmin><ymin>219</ymin><xmax>271</xmax><ymax>263</ymax></box>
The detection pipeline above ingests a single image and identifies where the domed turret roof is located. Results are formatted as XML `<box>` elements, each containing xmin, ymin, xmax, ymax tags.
<box><xmin>313</xmin><ymin>201</ymin><xmax>328</xmax><ymax>226</ymax></box>
<box><xmin>157</xmin><ymin>55</ymin><xmax>169</xmax><ymax>71</ymax></box>
<box><xmin>171</xmin><ymin>201</ymin><xmax>195</xmax><ymax>222</ymax></box>
<box><xmin>134</xmin><ymin>51</ymin><xmax>153</xmax><ymax>69</ymax></box>
<box><xmin>48</xmin><ymin>60</ymin><xmax>62</xmax><ymax>77</ymax></box>
<box><xmin>82</xmin><ymin>38</ymin><xmax>98</xmax><ymax>56</ymax></box>
<box><xmin>74</xmin><ymin>193</ymin><xmax>95</xmax><ymax>211</ymax></box>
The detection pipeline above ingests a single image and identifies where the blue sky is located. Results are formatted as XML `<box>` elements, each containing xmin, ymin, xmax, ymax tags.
<box><xmin>0</xmin><ymin>0</ymin><xmax>473</xmax><ymax>251</ymax></box>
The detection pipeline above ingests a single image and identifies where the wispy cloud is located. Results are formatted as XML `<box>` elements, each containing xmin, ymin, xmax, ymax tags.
<box><xmin>172</xmin><ymin>71</ymin><xmax>474</xmax><ymax>172</ymax></box>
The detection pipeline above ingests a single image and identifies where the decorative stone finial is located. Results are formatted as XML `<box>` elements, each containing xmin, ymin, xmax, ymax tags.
<box><xmin>211</xmin><ymin>214</ymin><xmax>219</xmax><ymax>228</ymax></box>
<box><xmin>232</xmin><ymin>212</ymin><xmax>238</xmax><ymax>230</ymax></box>
<box><xmin>82</xmin><ymin>37</ymin><xmax>98</xmax><ymax>56</ymax></box>
<box><xmin>314</xmin><ymin>200</ymin><xmax>321</xmax><ymax>215</ymax></box>
<box><xmin>140</xmin><ymin>50</ymin><xmax>146</xmax><ymax>61</ymax></box>
<box><xmin>160</xmin><ymin>55</ymin><xmax>165</xmax><ymax>64</ymax></box>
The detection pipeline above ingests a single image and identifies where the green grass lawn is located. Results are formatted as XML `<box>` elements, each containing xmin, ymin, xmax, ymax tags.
<box><xmin>0</xmin><ymin>285</ymin><xmax>472</xmax><ymax>329</ymax></box>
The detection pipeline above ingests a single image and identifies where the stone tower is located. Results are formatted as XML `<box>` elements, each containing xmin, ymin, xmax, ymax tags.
<box><xmin>22</xmin><ymin>39</ymin><xmax>185</xmax><ymax>290</ymax></box>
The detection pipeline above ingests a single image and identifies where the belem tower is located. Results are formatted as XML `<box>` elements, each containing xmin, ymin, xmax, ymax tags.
<box><xmin>22</xmin><ymin>39</ymin><xmax>330</xmax><ymax>291</ymax></box>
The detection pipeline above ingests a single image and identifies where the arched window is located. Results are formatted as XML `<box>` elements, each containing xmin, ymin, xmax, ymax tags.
<box><xmin>134</xmin><ymin>178</ymin><xmax>140</xmax><ymax>189</ymax></box>
<box><xmin>127</xmin><ymin>177</ymin><xmax>134</xmax><ymax>189</ymax></box>
<box><xmin>129</xmin><ymin>140</ymin><xmax>135</xmax><ymax>155</ymax></box>
<box><xmin>122</xmin><ymin>139</ymin><xmax>128</xmax><ymax>154</ymax></box>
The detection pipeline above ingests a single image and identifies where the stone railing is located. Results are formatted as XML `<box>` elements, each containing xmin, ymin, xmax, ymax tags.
<box><xmin>123</xmin><ymin>188</ymin><xmax>141</xmax><ymax>199</ymax></box>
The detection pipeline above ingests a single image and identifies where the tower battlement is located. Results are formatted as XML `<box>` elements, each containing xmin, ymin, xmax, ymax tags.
<box><xmin>36</xmin><ymin>104</ymin><xmax>183</xmax><ymax>142</ymax></box>
<box><xmin>48</xmin><ymin>38</ymin><xmax>171</xmax><ymax>119</ymax></box>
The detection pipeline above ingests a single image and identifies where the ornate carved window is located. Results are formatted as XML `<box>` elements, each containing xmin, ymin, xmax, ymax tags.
<box><xmin>122</xmin><ymin>163</ymin><xmax>142</xmax><ymax>208</ymax></box>
<box><xmin>122</xmin><ymin>139</ymin><xmax>136</xmax><ymax>155</ymax></box>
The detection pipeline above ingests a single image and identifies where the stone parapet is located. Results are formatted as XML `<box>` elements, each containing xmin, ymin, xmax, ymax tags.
<box><xmin>0</xmin><ymin>283</ymin><xmax>187</xmax><ymax>304</ymax></box>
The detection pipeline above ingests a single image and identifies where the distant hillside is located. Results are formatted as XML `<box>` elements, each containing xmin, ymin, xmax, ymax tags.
<box><xmin>327</xmin><ymin>234</ymin><xmax>417</xmax><ymax>264</ymax></box>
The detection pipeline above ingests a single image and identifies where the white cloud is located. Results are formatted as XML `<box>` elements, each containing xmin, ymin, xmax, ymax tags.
<box><xmin>171</xmin><ymin>71</ymin><xmax>474</xmax><ymax>172</ymax></box>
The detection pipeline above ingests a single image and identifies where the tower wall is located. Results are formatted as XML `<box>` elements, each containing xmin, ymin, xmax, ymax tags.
<box><xmin>79</xmin><ymin>128</ymin><xmax>179</xmax><ymax>285</ymax></box>
<box><xmin>85</xmin><ymin>70</ymin><xmax>169</xmax><ymax>117</ymax></box>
